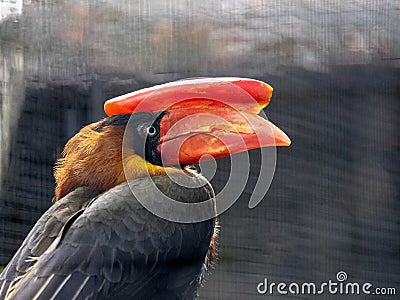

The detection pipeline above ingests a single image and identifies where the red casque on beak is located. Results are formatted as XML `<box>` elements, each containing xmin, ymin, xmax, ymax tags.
<box><xmin>104</xmin><ymin>78</ymin><xmax>291</xmax><ymax>166</ymax></box>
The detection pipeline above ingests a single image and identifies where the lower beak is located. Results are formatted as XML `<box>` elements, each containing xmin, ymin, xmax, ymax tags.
<box><xmin>157</xmin><ymin>106</ymin><xmax>291</xmax><ymax>166</ymax></box>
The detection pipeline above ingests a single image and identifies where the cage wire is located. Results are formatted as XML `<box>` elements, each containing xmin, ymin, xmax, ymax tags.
<box><xmin>0</xmin><ymin>1</ymin><xmax>399</xmax><ymax>299</ymax></box>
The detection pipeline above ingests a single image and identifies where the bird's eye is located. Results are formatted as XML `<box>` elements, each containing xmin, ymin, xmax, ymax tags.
<box><xmin>146</xmin><ymin>125</ymin><xmax>158</xmax><ymax>137</ymax></box>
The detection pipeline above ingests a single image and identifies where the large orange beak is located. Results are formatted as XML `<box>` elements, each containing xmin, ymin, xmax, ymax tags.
<box><xmin>157</xmin><ymin>102</ymin><xmax>290</xmax><ymax>166</ymax></box>
<box><xmin>104</xmin><ymin>78</ymin><xmax>291</xmax><ymax>166</ymax></box>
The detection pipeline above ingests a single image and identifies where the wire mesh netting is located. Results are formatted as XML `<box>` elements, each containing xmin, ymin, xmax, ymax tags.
<box><xmin>0</xmin><ymin>1</ymin><xmax>399</xmax><ymax>299</ymax></box>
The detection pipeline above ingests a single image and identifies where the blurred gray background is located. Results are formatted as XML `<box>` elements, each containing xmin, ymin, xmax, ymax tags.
<box><xmin>0</xmin><ymin>0</ymin><xmax>399</xmax><ymax>299</ymax></box>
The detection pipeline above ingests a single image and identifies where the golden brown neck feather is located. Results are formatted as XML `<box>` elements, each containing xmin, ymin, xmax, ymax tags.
<box><xmin>53</xmin><ymin>120</ymin><xmax>178</xmax><ymax>202</ymax></box>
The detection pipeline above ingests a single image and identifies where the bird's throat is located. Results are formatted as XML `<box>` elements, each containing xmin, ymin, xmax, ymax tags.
<box><xmin>123</xmin><ymin>154</ymin><xmax>183</xmax><ymax>180</ymax></box>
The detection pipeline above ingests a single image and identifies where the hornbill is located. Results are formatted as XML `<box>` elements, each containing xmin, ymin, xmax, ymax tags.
<box><xmin>0</xmin><ymin>78</ymin><xmax>290</xmax><ymax>299</ymax></box>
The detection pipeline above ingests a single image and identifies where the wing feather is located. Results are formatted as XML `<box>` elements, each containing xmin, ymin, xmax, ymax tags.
<box><xmin>1</xmin><ymin>174</ymin><xmax>216</xmax><ymax>300</ymax></box>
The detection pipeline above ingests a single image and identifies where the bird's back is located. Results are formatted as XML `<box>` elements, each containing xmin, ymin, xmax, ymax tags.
<box><xmin>0</xmin><ymin>173</ymin><xmax>216</xmax><ymax>300</ymax></box>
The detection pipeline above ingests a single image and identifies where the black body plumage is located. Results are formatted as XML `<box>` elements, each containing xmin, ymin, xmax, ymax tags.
<box><xmin>0</xmin><ymin>174</ymin><xmax>216</xmax><ymax>300</ymax></box>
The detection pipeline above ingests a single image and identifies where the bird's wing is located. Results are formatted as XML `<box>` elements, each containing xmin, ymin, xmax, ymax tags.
<box><xmin>0</xmin><ymin>187</ymin><xmax>99</xmax><ymax>298</ymax></box>
<box><xmin>1</xmin><ymin>174</ymin><xmax>215</xmax><ymax>300</ymax></box>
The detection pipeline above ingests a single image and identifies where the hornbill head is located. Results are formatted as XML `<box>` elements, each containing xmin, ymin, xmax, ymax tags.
<box><xmin>54</xmin><ymin>78</ymin><xmax>290</xmax><ymax>202</ymax></box>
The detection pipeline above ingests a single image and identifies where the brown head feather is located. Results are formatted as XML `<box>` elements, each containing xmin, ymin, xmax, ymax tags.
<box><xmin>53</xmin><ymin>118</ymin><xmax>182</xmax><ymax>202</ymax></box>
<box><xmin>54</xmin><ymin>120</ymin><xmax>127</xmax><ymax>202</ymax></box>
